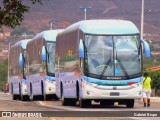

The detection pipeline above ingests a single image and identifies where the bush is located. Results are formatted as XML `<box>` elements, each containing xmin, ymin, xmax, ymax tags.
<box><xmin>147</xmin><ymin>71</ymin><xmax>160</xmax><ymax>89</ymax></box>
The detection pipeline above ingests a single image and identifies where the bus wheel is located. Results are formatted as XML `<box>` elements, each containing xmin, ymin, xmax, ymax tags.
<box><xmin>12</xmin><ymin>94</ymin><xmax>17</xmax><ymax>100</ymax></box>
<box><xmin>51</xmin><ymin>94</ymin><xmax>59</xmax><ymax>100</ymax></box>
<box><xmin>61</xmin><ymin>86</ymin><xmax>69</xmax><ymax>106</ymax></box>
<box><xmin>100</xmin><ymin>100</ymin><xmax>114</xmax><ymax>106</ymax></box>
<box><xmin>68</xmin><ymin>99</ymin><xmax>76</xmax><ymax>106</ymax></box>
<box><xmin>126</xmin><ymin>99</ymin><xmax>134</xmax><ymax>108</ymax></box>
<box><xmin>79</xmin><ymin>99</ymin><xmax>91</xmax><ymax>108</ymax></box>
<box><xmin>62</xmin><ymin>93</ymin><xmax>68</xmax><ymax>106</ymax></box>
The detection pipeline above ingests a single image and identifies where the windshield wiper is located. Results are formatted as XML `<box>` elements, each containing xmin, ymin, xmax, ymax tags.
<box><xmin>115</xmin><ymin>50</ymin><xmax>129</xmax><ymax>79</ymax></box>
<box><xmin>99</xmin><ymin>58</ymin><xmax>111</xmax><ymax>79</ymax></box>
<box><xmin>116</xmin><ymin>58</ymin><xmax>129</xmax><ymax>79</ymax></box>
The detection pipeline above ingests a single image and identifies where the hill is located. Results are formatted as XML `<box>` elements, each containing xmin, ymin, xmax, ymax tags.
<box><xmin>2</xmin><ymin>0</ymin><xmax>160</xmax><ymax>36</ymax></box>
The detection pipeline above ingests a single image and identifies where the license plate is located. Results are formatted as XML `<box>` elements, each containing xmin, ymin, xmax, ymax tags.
<box><xmin>110</xmin><ymin>92</ymin><xmax>120</xmax><ymax>96</ymax></box>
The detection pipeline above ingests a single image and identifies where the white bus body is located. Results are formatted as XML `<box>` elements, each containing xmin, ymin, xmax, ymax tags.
<box><xmin>55</xmin><ymin>20</ymin><xmax>150</xmax><ymax>108</ymax></box>
<box><xmin>26</xmin><ymin>29</ymin><xmax>63</xmax><ymax>101</ymax></box>
<box><xmin>9</xmin><ymin>39</ymin><xmax>31</xmax><ymax>101</ymax></box>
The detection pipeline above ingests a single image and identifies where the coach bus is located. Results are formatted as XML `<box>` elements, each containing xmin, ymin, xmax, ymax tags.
<box><xmin>55</xmin><ymin>20</ymin><xmax>150</xmax><ymax>108</ymax></box>
<box><xmin>26</xmin><ymin>29</ymin><xmax>63</xmax><ymax>101</ymax></box>
<box><xmin>9</xmin><ymin>39</ymin><xmax>31</xmax><ymax>101</ymax></box>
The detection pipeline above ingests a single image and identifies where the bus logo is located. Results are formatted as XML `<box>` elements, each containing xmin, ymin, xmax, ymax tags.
<box><xmin>113</xmin><ymin>86</ymin><xmax>117</xmax><ymax>90</ymax></box>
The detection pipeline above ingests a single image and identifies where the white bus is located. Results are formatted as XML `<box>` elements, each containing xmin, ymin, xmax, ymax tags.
<box><xmin>55</xmin><ymin>20</ymin><xmax>150</xmax><ymax>108</ymax></box>
<box><xmin>9</xmin><ymin>39</ymin><xmax>31</xmax><ymax>101</ymax></box>
<box><xmin>26</xmin><ymin>29</ymin><xmax>63</xmax><ymax>101</ymax></box>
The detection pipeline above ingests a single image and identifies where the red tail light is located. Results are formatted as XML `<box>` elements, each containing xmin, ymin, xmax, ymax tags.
<box><xmin>128</xmin><ymin>82</ymin><xmax>137</xmax><ymax>86</ymax></box>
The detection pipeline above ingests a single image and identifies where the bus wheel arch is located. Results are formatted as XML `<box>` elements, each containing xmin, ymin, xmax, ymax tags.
<box><xmin>30</xmin><ymin>83</ymin><xmax>34</xmax><ymax>101</ymax></box>
<box><xmin>60</xmin><ymin>82</ymin><xmax>63</xmax><ymax>98</ymax></box>
<box><xmin>41</xmin><ymin>81</ymin><xmax>46</xmax><ymax>100</ymax></box>
<box><xmin>76</xmin><ymin>81</ymin><xmax>79</xmax><ymax>99</ymax></box>
<box><xmin>19</xmin><ymin>83</ymin><xmax>22</xmax><ymax>100</ymax></box>
<box><xmin>41</xmin><ymin>81</ymin><xmax>44</xmax><ymax>95</ymax></box>
<box><xmin>60</xmin><ymin>82</ymin><xmax>69</xmax><ymax>106</ymax></box>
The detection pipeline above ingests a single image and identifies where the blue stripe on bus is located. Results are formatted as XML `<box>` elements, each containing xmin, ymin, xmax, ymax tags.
<box><xmin>83</xmin><ymin>76</ymin><xmax>142</xmax><ymax>86</ymax></box>
<box><xmin>22</xmin><ymin>79</ymin><xmax>27</xmax><ymax>84</ymax></box>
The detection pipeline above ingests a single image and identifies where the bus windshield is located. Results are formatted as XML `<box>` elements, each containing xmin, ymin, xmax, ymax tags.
<box><xmin>84</xmin><ymin>35</ymin><xmax>141</xmax><ymax>79</ymax></box>
<box><xmin>46</xmin><ymin>42</ymin><xmax>56</xmax><ymax>75</ymax></box>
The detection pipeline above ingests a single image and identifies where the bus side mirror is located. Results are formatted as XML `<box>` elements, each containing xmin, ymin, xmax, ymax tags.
<box><xmin>19</xmin><ymin>53</ymin><xmax>24</xmax><ymax>68</ymax></box>
<box><xmin>79</xmin><ymin>39</ymin><xmax>84</xmax><ymax>58</ymax></box>
<box><xmin>42</xmin><ymin>46</ymin><xmax>46</xmax><ymax>61</ymax></box>
<box><xmin>141</xmin><ymin>40</ymin><xmax>151</xmax><ymax>58</ymax></box>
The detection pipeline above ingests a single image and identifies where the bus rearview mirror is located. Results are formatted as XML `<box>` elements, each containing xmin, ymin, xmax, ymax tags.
<box><xmin>141</xmin><ymin>40</ymin><xmax>151</xmax><ymax>58</ymax></box>
<box><xmin>79</xmin><ymin>39</ymin><xmax>84</xmax><ymax>58</ymax></box>
<box><xmin>42</xmin><ymin>46</ymin><xmax>47</xmax><ymax>61</ymax></box>
<box><xmin>19</xmin><ymin>53</ymin><xmax>24</xmax><ymax>68</ymax></box>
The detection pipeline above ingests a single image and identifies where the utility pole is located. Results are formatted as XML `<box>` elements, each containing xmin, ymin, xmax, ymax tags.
<box><xmin>48</xmin><ymin>20</ymin><xmax>56</xmax><ymax>30</ymax></box>
<box><xmin>141</xmin><ymin>0</ymin><xmax>144</xmax><ymax>40</ymax></box>
<box><xmin>8</xmin><ymin>40</ymin><xmax>10</xmax><ymax>83</ymax></box>
<box><xmin>80</xmin><ymin>6</ymin><xmax>92</xmax><ymax>20</ymax></box>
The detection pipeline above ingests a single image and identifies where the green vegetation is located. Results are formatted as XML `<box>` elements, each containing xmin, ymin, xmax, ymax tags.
<box><xmin>0</xmin><ymin>0</ymin><xmax>44</xmax><ymax>28</ymax></box>
<box><xmin>0</xmin><ymin>59</ymin><xmax>8</xmax><ymax>90</ymax></box>
<box><xmin>148</xmin><ymin>71</ymin><xmax>160</xmax><ymax>90</ymax></box>
<box><xmin>65</xmin><ymin>54</ymin><xmax>76</xmax><ymax>62</ymax></box>
<box><xmin>143</xmin><ymin>57</ymin><xmax>159</xmax><ymax>71</ymax></box>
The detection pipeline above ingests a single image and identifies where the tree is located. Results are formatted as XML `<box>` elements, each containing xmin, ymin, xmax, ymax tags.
<box><xmin>0</xmin><ymin>0</ymin><xmax>44</xmax><ymax>28</ymax></box>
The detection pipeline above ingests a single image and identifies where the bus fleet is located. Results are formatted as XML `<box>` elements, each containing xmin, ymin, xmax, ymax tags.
<box><xmin>9</xmin><ymin>19</ymin><xmax>150</xmax><ymax>108</ymax></box>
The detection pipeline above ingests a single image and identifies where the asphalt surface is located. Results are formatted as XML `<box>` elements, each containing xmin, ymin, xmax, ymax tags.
<box><xmin>0</xmin><ymin>92</ymin><xmax>160</xmax><ymax>120</ymax></box>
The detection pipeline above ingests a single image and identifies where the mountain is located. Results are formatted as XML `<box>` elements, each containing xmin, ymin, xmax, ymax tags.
<box><xmin>6</xmin><ymin>0</ymin><xmax>160</xmax><ymax>36</ymax></box>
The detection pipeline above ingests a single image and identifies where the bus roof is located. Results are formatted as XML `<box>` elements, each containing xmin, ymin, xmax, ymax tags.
<box><xmin>33</xmin><ymin>29</ymin><xmax>63</xmax><ymax>42</ymax></box>
<box><xmin>65</xmin><ymin>19</ymin><xmax>139</xmax><ymax>35</ymax></box>
<box><xmin>11</xmin><ymin>39</ymin><xmax>31</xmax><ymax>49</ymax></box>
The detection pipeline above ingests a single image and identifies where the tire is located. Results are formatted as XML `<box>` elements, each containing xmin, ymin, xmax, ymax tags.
<box><xmin>61</xmin><ymin>88</ymin><xmax>68</xmax><ymax>106</ymax></box>
<box><xmin>50</xmin><ymin>94</ymin><xmax>59</xmax><ymax>100</ymax></box>
<box><xmin>69</xmin><ymin>99</ymin><xmax>77</xmax><ymax>106</ymax></box>
<box><xmin>54</xmin><ymin>95</ymin><xmax>59</xmax><ymax>100</ymax></box>
<box><xmin>79</xmin><ymin>99</ymin><xmax>91</xmax><ymax>108</ymax></box>
<box><xmin>12</xmin><ymin>94</ymin><xmax>17</xmax><ymax>100</ymax></box>
<box><xmin>62</xmin><ymin>95</ymin><xmax>67</xmax><ymax>106</ymax></box>
<box><xmin>100</xmin><ymin>100</ymin><xmax>114</xmax><ymax>106</ymax></box>
<box><xmin>126</xmin><ymin>99</ymin><xmax>134</xmax><ymax>108</ymax></box>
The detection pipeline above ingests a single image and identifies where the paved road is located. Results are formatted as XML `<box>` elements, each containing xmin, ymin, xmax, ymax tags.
<box><xmin>0</xmin><ymin>93</ymin><xmax>160</xmax><ymax>120</ymax></box>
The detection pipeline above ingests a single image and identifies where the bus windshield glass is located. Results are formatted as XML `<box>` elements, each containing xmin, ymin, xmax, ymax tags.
<box><xmin>84</xmin><ymin>35</ymin><xmax>141</xmax><ymax>79</ymax></box>
<box><xmin>46</xmin><ymin>42</ymin><xmax>56</xmax><ymax>75</ymax></box>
